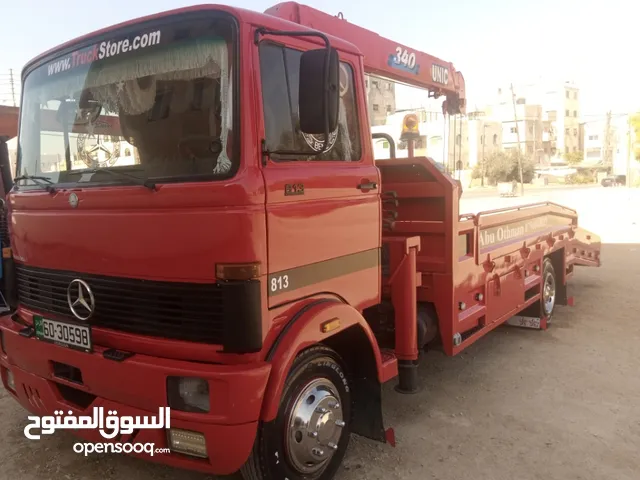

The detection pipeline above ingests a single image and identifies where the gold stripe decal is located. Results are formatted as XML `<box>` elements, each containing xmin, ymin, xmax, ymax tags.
<box><xmin>268</xmin><ymin>248</ymin><xmax>380</xmax><ymax>296</ymax></box>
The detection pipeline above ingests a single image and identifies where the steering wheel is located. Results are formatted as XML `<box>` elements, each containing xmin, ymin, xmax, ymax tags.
<box><xmin>177</xmin><ymin>135</ymin><xmax>223</xmax><ymax>161</ymax></box>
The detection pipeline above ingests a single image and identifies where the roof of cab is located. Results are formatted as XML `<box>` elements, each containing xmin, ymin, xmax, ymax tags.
<box><xmin>22</xmin><ymin>3</ymin><xmax>362</xmax><ymax>78</ymax></box>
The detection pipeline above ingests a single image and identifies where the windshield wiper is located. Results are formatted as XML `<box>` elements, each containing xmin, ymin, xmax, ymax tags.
<box><xmin>87</xmin><ymin>168</ymin><xmax>156</xmax><ymax>191</ymax></box>
<box><xmin>14</xmin><ymin>175</ymin><xmax>56</xmax><ymax>193</ymax></box>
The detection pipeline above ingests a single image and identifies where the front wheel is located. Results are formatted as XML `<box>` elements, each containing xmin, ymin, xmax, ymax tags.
<box><xmin>241</xmin><ymin>346</ymin><xmax>351</xmax><ymax>480</ymax></box>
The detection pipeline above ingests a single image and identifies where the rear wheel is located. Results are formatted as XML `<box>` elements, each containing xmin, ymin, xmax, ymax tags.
<box><xmin>542</xmin><ymin>258</ymin><xmax>557</xmax><ymax>321</ymax></box>
<box><xmin>241</xmin><ymin>346</ymin><xmax>351</xmax><ymax>480</ymax></box>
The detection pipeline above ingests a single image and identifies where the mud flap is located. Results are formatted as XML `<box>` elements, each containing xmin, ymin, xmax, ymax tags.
<box><xmin>350</xmin><ymin>376</ymin><xmax>395</xmax><ymax>447</ymax></box>
<box><xmin>555</xmin><ymin>275</ymin><xmax>573</xmax><ymax>307</ymax></box>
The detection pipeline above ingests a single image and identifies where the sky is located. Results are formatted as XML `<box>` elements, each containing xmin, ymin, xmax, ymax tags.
<box><xmin>0</xmin><ymin>0</ymin><xmax>636</xmax><ymax>116</ymax></box>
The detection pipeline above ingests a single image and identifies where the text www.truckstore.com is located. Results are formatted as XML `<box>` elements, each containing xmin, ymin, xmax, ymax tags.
<box><xmin>46</xmin><ymin>29</ymin><xmax>162</xmax><ymax>76</ymax></box>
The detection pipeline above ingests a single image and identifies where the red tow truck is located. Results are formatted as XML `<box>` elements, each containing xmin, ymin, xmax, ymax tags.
<box><xmin>0</xmin><ymin>3</ymin><xmax>600</xmax><ymax>479</ymax></box>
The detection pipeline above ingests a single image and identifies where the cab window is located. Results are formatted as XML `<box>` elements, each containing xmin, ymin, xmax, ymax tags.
<box><xmin>259</xmin><ymin>42</ymin><xmax>361</xmax><ymax>161</ymax></box>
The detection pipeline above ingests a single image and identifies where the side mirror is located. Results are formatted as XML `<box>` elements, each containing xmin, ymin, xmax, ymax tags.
<box><xmin>298</xmin><ymin>47</ymin><xmax>339</xmax><ymax>136</ymax></box>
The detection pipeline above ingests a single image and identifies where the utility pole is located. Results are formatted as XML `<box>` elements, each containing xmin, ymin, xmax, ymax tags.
<box><xmin>532</xmin><ymin>118</ymin><xmax>538</xmax><ymax>164</ymax></box>
<box><xmin>9</xmin><ymin>69</ymin><xmax>16</xmax><ymax>107</ymax></box>
<box><xmin>627</xmin><ymin>114</ymin><xmax>634</xmax><ymax>187</ymax></box>
<box><xmin>481</xmin><ymin>124</ymin><xmax>486</xmax><ymax>187</ymax></box>
<box><xmin>603</xmin><ymin>110</ymin><xmax>612</xmax><ymax>170</ymax></box>
<box><xmin>510</xmin><ymin>83</ymin><xmax>524</xmax><ymax>195</ymax></box>
<box><xmin>450</xmin><ymin>115</ymin><xmax>457</xmax><ymax>175</ymax></box>
<box><xmin>442</xmin><ymin>113</ymin><xmax>447</xmax><ymax>171</ymax></box>
<box><xmin>457</xmin><ymin>116</ymin><xmax>463</xmax><ymax>180</ymax></box>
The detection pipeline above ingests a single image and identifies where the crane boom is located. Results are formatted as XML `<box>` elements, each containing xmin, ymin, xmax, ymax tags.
<box><xmin>265</xmin><ymin>2</ymin><xmax>466</xmax><ymax>115</ymax></box>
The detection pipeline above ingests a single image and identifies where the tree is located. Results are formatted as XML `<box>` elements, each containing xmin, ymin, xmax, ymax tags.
<box><xmin>630</xmin><ymin>113</ymin><xmax>640</xmax><ymax>161</ymax></box>
<box><xmin>563</xmin><ymin>151</ymin><xmax>583</xmax><ymax>165</ymax></box>
<box><xmin>473</xmin><ymin>150</ymin><xmax>535</xmax><ymax>185</ymax></box>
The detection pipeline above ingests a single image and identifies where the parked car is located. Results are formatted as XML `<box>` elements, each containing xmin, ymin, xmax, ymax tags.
<box><xmin>601</xmin><ymin>175</ymin><xmax>626</xmax><ymax>187</ymax></box>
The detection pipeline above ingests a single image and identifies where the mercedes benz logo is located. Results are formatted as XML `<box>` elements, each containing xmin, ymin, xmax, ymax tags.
<box><xmin>69</xmin><ymin>193</ymin><xmax>79</xmax><ymax>208</ymax></box>
<box><xmin>67</xmin><ymin>279</ymin><xmax>95</xmax><ymax>321</ymax></box>
<box><xmin>77</xmin><ymin>129</ymin><xmax>121</xmax><ymax>169</ymax></box>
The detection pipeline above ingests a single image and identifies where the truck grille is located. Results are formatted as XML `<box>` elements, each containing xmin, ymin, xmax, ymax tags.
<box><xmin>15</xmin><ymin>265</ymin><xmax>225</xmax><ymax>344</ymax></box>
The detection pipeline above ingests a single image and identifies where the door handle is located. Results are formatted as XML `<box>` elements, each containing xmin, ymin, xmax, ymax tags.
<box><xmin>357</xmin><ymin>181</ymin><xmax>378</xmax><ymax>191</ymax></box>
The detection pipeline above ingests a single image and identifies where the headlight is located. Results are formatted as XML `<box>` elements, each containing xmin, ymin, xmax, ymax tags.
<box><xmin>167</xmin><ymin>376</ymin><xmax>210</xmax><ymax>413</ymax></box>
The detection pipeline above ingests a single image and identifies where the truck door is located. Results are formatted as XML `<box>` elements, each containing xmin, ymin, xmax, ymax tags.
<box><xmin>257</xmin><ymin>40</ymin><xmax>381</xmax><ymax>309</ymax></box>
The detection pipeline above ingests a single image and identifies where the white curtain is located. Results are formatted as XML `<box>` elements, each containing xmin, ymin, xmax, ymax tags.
<box><xmin>25</xmin><ymin>36</ymin><xmax>232</xmax><ymax>174</ymax></box>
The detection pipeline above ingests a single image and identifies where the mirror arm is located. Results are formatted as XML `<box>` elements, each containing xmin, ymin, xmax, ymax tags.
<box><xmin>255</xmin><ymin>28</ymin><xmax>333</xmax><ymax>154</ymax></box>
<box><xmin>61</xmin><ymin>115</ymin><xmax>72</xmax><ymax>171</ymax></box>
<box><xmin>58</xmin><ymin>101</ymin><xmax>73</xmax><ymax>171</ymax></box>
<box><xmin>372</xmin><ymin>133</ymin><xmax>397</xmax><ymax>159</ymax></box>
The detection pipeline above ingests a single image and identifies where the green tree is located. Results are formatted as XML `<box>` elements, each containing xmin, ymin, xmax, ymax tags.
<box><xmin>473</xmin><ymin>150</ymin><xmax>535</xmax><ymax>184</ymax></box>
<box><xmin>563</xmin><ymin>151</ymin><xmax>583</xmax><ymax>165</ymax></box>
<box><xmin>630</xmin><ymin>113</ymin><xmax>640</xmax><ymax>160</ymax></box>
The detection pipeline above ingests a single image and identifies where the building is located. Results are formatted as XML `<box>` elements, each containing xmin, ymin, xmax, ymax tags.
<box><xmin>483</xmin><ymin>101</ymin><xmax>545</xmax><ymax>163</ymax></box>
<box><xmin>466</xmin><ymin>111</ymin><xmax>502</xmax><ymax>169</ymax></box>
<box><xmin>491</xmin><ymin>80</ymin><xmax>582</xmax><ymax>161</ymax></box>
<box><xmin>541</xmin><ymin>110</ymin><xmax>558</xmax><ymax>160</ymax></box>
<box><xmin>559</xmin><ymin>83</ymin><xmax>581</xmax><ymax>156</ymax></box>
<box><xmin>0</xmin><ymin>106</ymin><xmax>18</xmax><ymax>139</ymax></box>
<box><xmin>583</xmin><ymin>114</ymin><xmax>631</xmax><ymax>176</ymax></box>
<box><xmin>365</xmin><ymin>75</ymin><xmax>396</xmax><ymax>126</ymax></box>
<box><xmin>0</xmin><ymin>106</ymin><xmax>19</xmax><ymax>179</ymax></box>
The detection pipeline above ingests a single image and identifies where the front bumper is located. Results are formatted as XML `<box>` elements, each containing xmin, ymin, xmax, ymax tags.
<box><xmin>0</xmin><ymin>316</ymin><xmax>271</xmax><ymax>475</ymax></box>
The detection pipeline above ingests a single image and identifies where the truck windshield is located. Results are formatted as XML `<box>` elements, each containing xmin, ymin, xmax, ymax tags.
<box><xmin>17</xmin><ymin>18</ymin><xmax>235</xmax><ymax>188</ymax></box>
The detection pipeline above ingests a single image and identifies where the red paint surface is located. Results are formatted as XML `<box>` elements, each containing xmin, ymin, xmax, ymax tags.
<box><xmin>386</xmin><ymin>237</ymin><xmax>420</xmax><ymax>361</ymax></box>
<box><xmin>0</xmin><ymin>317</ymin><xmax>269</xmax><ymax>475</ymax></box>
<box><xmin>264</xmin><ymin>2</ymin><xmax>466</xmax><ymax>113</ymax></box>
<box><xmin>261</xmin><ymin>300</ymin><xmax>386</xmax><ymax>421</ymax></box>
<box><xmin>0</xmin><ymin>2</ymin><xmax>601</xmax><ymax>475</ymax></box>
<box><xmin>377</xmin><ymin>157</ymin><xmax>600</xmax><ymax>357</ymax></box>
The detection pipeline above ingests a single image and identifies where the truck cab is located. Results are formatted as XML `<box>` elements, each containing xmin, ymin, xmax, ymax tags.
<box><xmin>0</xmin><ymin>5</ymin><xmax>386</xmax><ymax>478</ymax></box>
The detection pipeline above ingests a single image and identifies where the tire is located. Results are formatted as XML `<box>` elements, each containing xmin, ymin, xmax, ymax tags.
<box><xmin>541</xmin><ymin>258</ymin><xmax>557</xmax><ymax>321</ymax></box>
<box><xmin>241</xmin><ymin>346</ymin><xmax>351</xmax><ymax>480</ymax></box>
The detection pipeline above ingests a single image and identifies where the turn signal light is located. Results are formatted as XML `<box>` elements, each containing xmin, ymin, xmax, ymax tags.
<box><xmin>320</xmin><ymin>318</ymin><xmax>341</xmax><ymax>333</ymax></box>
<box><xmin>215</xmin><ymin>262</ymin><xmax>261</xmax><ymax>281</ymax></box>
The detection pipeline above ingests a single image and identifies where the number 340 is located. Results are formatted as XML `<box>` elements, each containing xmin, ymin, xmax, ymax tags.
<box><xmin>395</xmin><ymin>47</ymin><xmax>417</xmax><ymax>69</ymax></box>
<box><xmin>270</xmin><ymin>275</ymin><xmax>289</xmax><ymax>292</ymax></box>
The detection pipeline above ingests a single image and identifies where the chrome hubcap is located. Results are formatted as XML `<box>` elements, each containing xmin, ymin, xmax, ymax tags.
<box><xmin>285</xmin><ymin>378</ymin><xmax>344</xmax><ymax>475</ymax></box>
<box><xmin>543</xmin><ymin>272</ymin><xmax>556</xmax><ymax>315</ymax></box>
